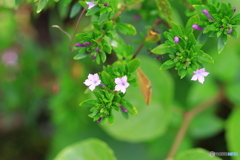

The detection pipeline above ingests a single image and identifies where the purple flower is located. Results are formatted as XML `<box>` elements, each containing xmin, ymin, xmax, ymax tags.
<box><xmin>75</xmin><ymin>43</ymin><xmax>87</xmax><ymax>47</ymax></box>
<box><xmin>104</xmin><ymin>3</ymin><xmax>109</xmax><ymax>7</ymax></box>
<box><xmin>227</xmin><ymin>28</ymin><xmax>233</xmax><ymax>34</ymax></box>
<box><xmin>202</xmin><ymin>9</ymin><xmax>214</xmax><ymax>21</ymax></box>
<box><xmin>114</xmin><ymin>75</ymin><xmax>130</xmax><ymax>93</ymax></box>
<box><xmin>191</xmin><ymin>68</ymin><xmax>209</xmax><ymax>84</ymax></box>
<box><xmin>174</xmin><ymin>36</ymin><xmax>179</xmax><ymax>44</ymax></box>
<box><xmin>84</xmin><ymin>73</ymin><xmax>101</xmax><ymax>91</ymax></box>
<box><xmin>233</xmin><ymin>7</ymin><xmax>236</xmax><ymax>12</ymax></box>
<box><xmin>97</xmin><ymin>117</ymin><xmax>103</xmax><ymax>123</ymax></box>
<box><xmin>192</xmin><ymin>24</ymin><xmax>204</xmax><ymax>31</ymax></box>
<box><xmin>86</xmin><ymin>1</ymin><xmax>96</xmax><ymax>9</ymax></box>
<box><xmin>85</xmin><ymin>42</ymin><xmax>92</xmax><ymax>45</ymax></box>
<box><xmin>119</xmin><ymin>105</ymin><xmax>128</xmax><ymax>112</ymax></box>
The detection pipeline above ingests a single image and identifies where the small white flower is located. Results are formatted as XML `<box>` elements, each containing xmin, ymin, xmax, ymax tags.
<box><xmin>191</xmin><ymin>68</ymin><xmax>209</xmax><ymax>84</ymax></box>
<box><xmin>86</xmin><ymin>1</ymin><xmax>96</xmax><ymax>9</ymax></box>
<box><xmin>114</xmin><ymin>75</ymin><xmax>130</xmax><ymax>93</ymax></box>
<box><xmin>84</xmin><ymin>73</ymin><xmax>101</xmax><ymax>91</ymax></box>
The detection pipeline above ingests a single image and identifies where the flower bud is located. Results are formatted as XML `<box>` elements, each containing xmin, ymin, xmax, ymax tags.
<box><xmin>75</xmin><ymin>43</ymin><xmax>87</xmax><ymax>47</ymax></box>
<box><xmin>98</xmin><ymin>84</ymin><xmax>105</xmax><ymax>87</ymax></box>
<box><xmin>202</xmin><ymin>9</ymin><xmax>214</xmax><ymax>21</ymax></box>
<box><xmin>233</xmin><ymin>7</ymin><xmax>236</xmax><ymax>12</ymax></box>
<box><xmin>97</xmin><ymin>117</ymin><xmax>103</xmax><ymax>123</ymax></box>
<box><xmin>192</xmin><ymin>24</ymin><xmax>204</xmax><ymax>31</ymax></box>
<box><xmin>174</xmin><ymin>36</ymin><xmax>179</xmax><ymax>44</ymax></box>
<box><xmin>119</xmin><ymin>105</ymin><xmax>128</xmax><ymax>112</ymax></box>
<box><xmin>95</xmin><ymin>47</ymin><xmax>100</xmax><ymax>52</ymax></box>
<box><xmin>84</xmin><ymin>42</ymin><xmax>92</xmax><ymax>45</ymax></box>
<box><xmin>227</xmin><ymin>28</ymin><xmax>233</xmax><ymax>34</ymax></box>
<box><xmin>92</xmin><ymin>55</ymin><xmax>96</xmax><ymax>60</ymax></box>
<box><xmin>104</xmin><ymin>3</ymin><xmax>109</xmax><ymax>7</ymax></box>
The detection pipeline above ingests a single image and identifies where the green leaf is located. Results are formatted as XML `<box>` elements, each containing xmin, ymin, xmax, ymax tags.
<box><xmin>155</xmin><ymin>0</ymin><xmax>172</xmax><ymax>22</ymax></box>
<box><xmin>54</xmin><ymin>138</ymin><xmax>116</xmax><ymax>160</ymax></box>
<box><xmin>151</xmin><ymin>44</ymin><xmax>172</xmax><ymax>55</ymax></box>
<box><xmin>160</xmin><ymin>60</ymin><xmax>176</xmax><ymax>70</ymax></box>
<box><xmin>99</xmin><ymin>52</ymin><xmax>107</xmax><ymax>63</ymax></box>
<box><xmin>121</xmin><ymin>100</ymin><xmax>138</xmax><ymax>115</ymax></box>
<box><xmin>80</xmin><ymin>99</ymin><xmax>97</xmax><ymax>107</ymax></box>
<box><xmin>197</xmin><ymin>50</ymin><xmax>214</xmax><ymax>63</ymax></box>
<box><xmin>178</xmin><ymin>69</ymin><xmax>187</xmax><ymax>79</ymax></box>
<box><xmin>217</xmin><ymin>35</ymin><xmax>225</xmax><ymax>54</ymax></box>
<box><xmin>101</xmin><ymin>56</ymin><xmax>174</xmax><ymax>142</ymax></box>
<box><xmin>187</xmin><ymin>80</ymin><xmax>219</xmax><ymax>109</ymax></box>
<box><xmin>226</xmin><ymin>83</ymin><xmax>240</xmax><ymax>105</ymax></box>
<box><xmin>86</xmin><ymin>5</ymin><xmax>101</xmax><ymax>16</ymax></box>
<box><xmin>185</xmin><ymin>15</ymin><xmax>200</xmax><ymax>36</ymax></box>
<box><xmin>226</xmin><ymin>108</ymin><xmax>240</xmax><ymax>160</ymax></box>
<box><xmin>189</xmin><ymin>111</ymin><xmax>223</xmax><ymax>139</ymax></box>
<box><xmin>116</xmin><ymin>23</ymin><xmax>137</xmax><ymax>35</ymax></box>
<box><xmin>127</xmin><ymin>58</ymin><xmax>140</xmax><ymax>73</ymax></box>
<box><xmin>37</xmin><ymin>0</ymin><xmax>49</xmax><ymax>13</ymax></box>
<box><xmin>175</xmin><ymin>148</ymin><xmax>222</xmax><ymax>160</ymax></box>
<box><xmin>100</xmin><ymin>71</ymin><xmax>114</xmax><ymax>88</ymax></box>
<box><xmin>74</xmin><ymin>53</ymin><xmax>87</xmax><ymax>60</ymax></box>
<box><xmin>70</xmin><ymin>2</ymin><xmax>81</xmax><ymax>18</ymax></box>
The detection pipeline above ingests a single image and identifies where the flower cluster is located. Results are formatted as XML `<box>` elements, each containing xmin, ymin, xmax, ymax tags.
<box><xmin>192</xmin><ymin>2</ymin><xmax>240</xmax><ymax>53</ymax></box>
<box><xmin>84</xmin><ymin>73</ymin><xmax>130</xmax><ymax>93</ymax></box>
<box><xmin>151</xmin><ymin>21</ymin><xmax>213</xmax><ymax>80</ymax></box>
<box><xmin>80</xmin><ymin>59</ymin><xmax>140</xmax><ymax>124</ymax></box>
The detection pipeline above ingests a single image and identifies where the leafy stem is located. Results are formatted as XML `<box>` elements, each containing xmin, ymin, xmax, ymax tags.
<box><xmin>131</xmin><ymin>18</ymin><xmax>171</xmax><ymax>60</ymax></box>
<box><xmin>166</xmin><ymin>89</ymin><xmax>224</xmax><ymax>160</ymax></box>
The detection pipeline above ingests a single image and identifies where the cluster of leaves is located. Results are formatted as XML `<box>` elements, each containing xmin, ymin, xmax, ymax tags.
<box><xmin>193</xmin><ymin>1</ymin><xmax>240</xmax><ymax>53</ymax></box>
<box><xmin>74</xmin><ymin>0</ymin><xmax>138</xmax><ymax>63</ymax></box>
<box><xmin>151</xmin><ymin>19</ymin><xmax>213</xmax><ymax>78</ymax></box>
<box><xmin>80</xmin><ymin>59</ymin><xmax>140</xmax><ymax>124</ymax></box>
<box><xmin>151</xmin><ymin>1</ymin><xmax>240</xmax><ymax>78</ymax></box>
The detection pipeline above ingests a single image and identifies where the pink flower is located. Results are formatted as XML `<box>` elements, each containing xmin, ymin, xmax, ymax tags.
<box><xmin>191</xmin><ymin>68</ymin><xmax>209</xmax><ymax>84</ymax></box>
<box><xmin>114</xmin><ymin>75</ymin><xmax>129</xmax><ymax>93</ymax></box>
<box><xmin>86</xmin><ymin>1</ymin><xmax>96</xmax><ymax>9</ymax></box>
<box><xmin>84</xmin><ymin>73</ymin><xmax>101</xmax><ymax>91</ymax></box>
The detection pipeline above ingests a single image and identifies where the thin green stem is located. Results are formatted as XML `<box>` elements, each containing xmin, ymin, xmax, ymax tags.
<box><xmin>69</xmin><ymin>6</ymin><xmax>87</xmax><ymax>51</ymax></box>
<box><xmin>131</xmin><ymin>18</ymin><xmax>171</xmax><ymax>60</ymax></box>
<box><xmin>166</xmin><ymin>90</ymin><xmax>224</xmax><ymax>160</ymax></box>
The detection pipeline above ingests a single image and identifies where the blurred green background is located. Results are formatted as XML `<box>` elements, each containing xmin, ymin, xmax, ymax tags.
<box><xmin>0</xmin><ymin>0</ymin><xmax>240</xmax><ymax>160</ymax></box>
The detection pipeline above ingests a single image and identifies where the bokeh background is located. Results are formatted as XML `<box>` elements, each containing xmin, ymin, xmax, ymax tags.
<box><xmin>1</xmin><ymin>0</ymin><xmax>240</xmax><ymax>160</ymax></box>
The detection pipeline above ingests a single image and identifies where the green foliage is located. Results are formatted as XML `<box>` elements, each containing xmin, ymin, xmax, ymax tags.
<box><xmin>54</xmin><ymin>138</ymin><xmax>116</xmax><ymax>160</ymax></box>
<box><xmin>36</xmin><ymin>0</ymin><xmax>49</xmax><ymax>13</ymax></box>
<box><xmin>155</xmin><ymin>0</ymin><xmax>172</xmax><ymax>22</ymax></box>
<box><xmin>101</xmin><ymin>56</ymin><xmax>174</xmax><ymax>142</ymax></box>
<box><xmin>80</xmin><ymin>59</ymin><xmax>140</xmax><ymax>123</ymax></box>
<box><xmin>152</xmin><ymin>21</ymin><xmax>213</xmax><ymax>78</ymax></box>
<box><xmin>175</xmin><ymin>148</ymin><xmax>222</xmax><ymax>160</ymax></box>
<box><xmin>226</xmin><ymin>108</ymin><xmax>240</xmax><ymax>160</ymax></box>
<box><xmin>193</xmin><ymin>2</ymin><xmax>240</xmax><ymax>53</ymax></box>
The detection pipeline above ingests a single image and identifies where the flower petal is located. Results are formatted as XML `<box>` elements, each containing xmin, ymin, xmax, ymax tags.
<box><xmin>84</xmin><ymin>79</ymin><xmax>92</xmax><ymax>86</ymax></box>
<box><xmin>191</xmin><ymin>75</ymin><xmax>198</xmax><ymax>81</ymax></box>
<box><xmin>115</xmin><ymin>84</ymin><xmax>122</xmax><ymax>91</ymax></box>
<box><xmin>88</xmin><ymin>74</ymin><xmax>94</xmax><ymax>80</ymax></box>
<box><xmin>201</xmin><ymin>72</ymin><xmax>209</xmax><ymax>77</ymax></box>
<box><xmin>93</xmin><ymin>73</ymin><xmax>99</xmax><ymax>80</ymax></box>
<box><xmin>89</xmin><ymin>84</ymin><xmax>96</xmax><ymax>91</ymax></box>
<box><xmin>115</xmin><ymin>78</ymin><xmax>122</xmax><ymax>84</ymax></box>
<box><xmin>121</xmin><ymin>87</ymin><xmax>126</xmax><ymax>93</ymax></box>
<box><xmin>122</xmin><ymin>75</ymin><xmax>127</xmax><ymax>82</ymax></box>
<box><xmin>198</xmin><ymin>76</ymin><xmax>205</xmax><ymax>84</ymax></box>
